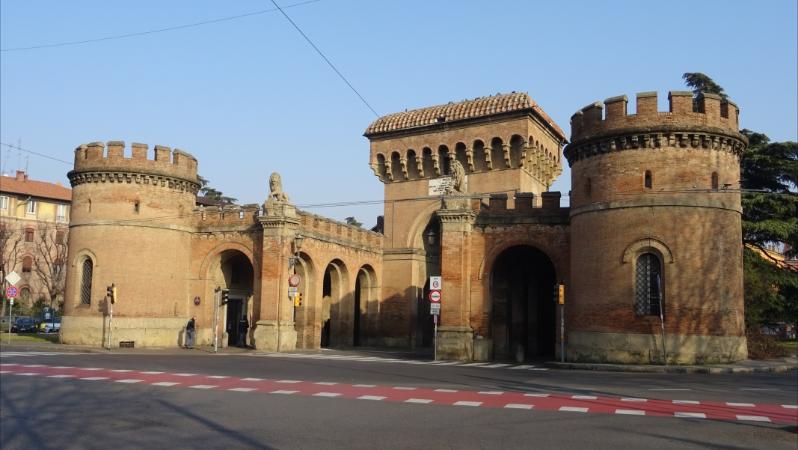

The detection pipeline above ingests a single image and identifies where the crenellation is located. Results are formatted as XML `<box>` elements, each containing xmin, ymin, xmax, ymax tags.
<box><xmin>154</xmin><ymin>145</ymin><xmax>172</xmax><ymax>163</ymax></box>
<box><xmin>70</xmin><ymin>141</ymin><xmax>199</xmax><ymax>186</ymax></box>
<box><xmin>603</xmin><ymin>95</ymin><xmax>628</xmax><ymax>123</ymax></box>
<box><xmin>635</xmin><ymin>92</ymin><xmax>658</xmax><ymax>116</ymax></box>
<box><xmin>107</xmin><ymin>141</ymin><xmax>125</xmax><ymax>159</ymax></box>
<box><xmin>131</xmin><ymin>142</ymin><xmax>148</xmax><ymax>160</ymax></box>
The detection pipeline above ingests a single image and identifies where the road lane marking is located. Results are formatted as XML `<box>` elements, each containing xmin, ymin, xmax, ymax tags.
<box><xmin>393</xmin><ymin>387</ymin><xmax>416</xmax><ymax>390</ymax></box>
<box><xmin>524</xmin><ymin>393</ymin><xmax>550</xmax><ymax>397</ymax></box>
<box><xmin>111</xmin><ymin>369</ymin><xmax>132</xmax><ymax>373</ymax></box>
<box><xmin>675</xmin><ymin>412</ymin><xmax>706</xmax><ymax>419</ymax></box>
<box><xmin>672</xmin><ymin>400</ymin><xmax>700</xmax><ymax>405</ymax></box>
<box><xmin>142</xmin><ymin>371</ymin><xmax>164</xmax><ymax>374</ymax></box>
<box><xmin>621</xmin><ymin>398</ymin><xmax>647</xmax><ymax>402</ymax></box>
<box><xmin>270</xmin><ymin>390</ymin><xmax>298</xmax><ymax>395</ymax></box>
<box><xmin>208</xmin><ymin>375</ymin><xmax>229</xmax><ymax>379</ymax></box>
<box><xmin>242</xmin><ymin>378</ymin><xmax>263</xmax><ymax>381</ymax></box>
<box><xmin>116</xmin><ymin>379</ymin><xmax>143</xmax><ymax>384</ymax></box>
<box><xmin>462</xmin><ymin>363</ymin><xmax>489</xmax><ymax>367</ymax></box>
<box><xmin>277</xmin><ymin>380</ymin><xmax>301</xmax><ymax>384</ymax></box>
<box><xmin>737</xmin><ymin>415</ymin><xmax>771</xmax><ymax>422</ymax></box>
<box><xmin>405</xmin><ymin>399</ymin><xmax>433</xmax><ymax>404</ymax></box>
<box><xmin>315</xmin><ymin>382</ymin><xmax>338</xmax><ymax>385</ymax></box>
<box><xmin>81</xmin><ymin>368</ymin><xmax>103</xmax><ymax>371</ymax></box>
<box><xmin>80</xmin><ymin>377</ymin><xmax>108</xmax><ymax>380</ymax></box>
<box><xmin>434</xmin><ymin>389</ymin><xmax>458</xmax><ymax>393</ymax></box>
<box><xmin>229</xmin><ymin>387</ymin><xmax>256</xmax><ymax>392</ymax></box>
<box><xmin>358</xmin><ymin>395</ymin><xmax>386</xmax><ymax>401</ymax></box>
<box><xmin>504</xmin><ymin>404</ymin><xmax>534</xmax><ymax>410</ymax></box>
<box><xmin>354</xmin><ymin>384</ymin><xmax>376</xmax><ymax>388</ymax></box>
<box><xmin>650</xmin><ymin>388</ymin><xmax>690</xmax><ymax>391</ymax></box>
<box><xmin>510</xmin><ymin>365</ymin><xmax>533</xmax><ymax>370</ymax></box>
<box><xmin>152</xmin><ymin>382</ymin><xmax>179</xmax><ymax>387</ymax></box>
<box><xmin>781</xmin><ymin>405</ymin><xmax>797</xmax><ymax>409</ymax></box>
<box><xmin>16</xmin><ymin>373</ymin><xmax>39</xmax><ymax>376</ymax></box>
<box><xmin>189</xmin><ymin>385</ymin><xmax>217</xmax><ymax>389</ymax></box>
<box><xmin>726</xmin><ymin>402</ymin><xmax>755</xmax><ymax>407</ymax></box>
<box><xmin>616</xmin><ymin>409</ymin><xmax>645</xmax><ymax>416</ymax></box>
<box><xmin>483</xmin><ymin>364</ymin><xmax>510</xmax><ymax>368</ymax></box>
<box><xmin>559</xmin><ymin>406</ymin><xmax>588</xmax><ymax>413</ymax></box>
<box><xmin>22</xmin><ymin>364</ymin><xmax>44</xmax><ymax>367</ymax></box>
<box><xmin>454</xmin><ymin>401</ymin><xmax>482</xmax><ymax>407</ymax></box>
<box><xmin>313</xmin><ymin>392</ymin><xmax>341</xmax><ymax>397</ymax></box>
<box><xmin>572</xmin><ymin>395</ymin><xmax>597</xmax><ymax>400</ymax></box>
<box><xmin>53</xmin><ymin>366</ymin><xmax>74</xmax><ymax>369</ymax></box>
<box><xmin>478</xmin><ymin>391</ymin><xmax>504</xmax><ymax>395</ymax></box>
<box><xmin>47</xmin><ymin>374</ymin><xmax>75</xmax><ymax>378</ymax></box>
<box><xmin>174</xmin><ymin>373</ymin><xmax>197</xmax><ymax>377</ymax></box>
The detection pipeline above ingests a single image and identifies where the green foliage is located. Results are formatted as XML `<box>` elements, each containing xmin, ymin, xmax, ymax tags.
<box><xmin>197</xmin><ymin>175</ymin><xmax>238</xmax><ymax>205</ymax></box>
<box><xmin>345</xmin><ymin>216</ymin><xmax>363</xmax><ymax>228</ymax></box>
<box><xmin>682</xmin><ymin>72</ymin><xmax>727</xmax><ymax>99</ymax></box>
<box><xmin>743</xmin><ymin>248</ymin><xmax>798</xmax><ymax>327</ymax></box>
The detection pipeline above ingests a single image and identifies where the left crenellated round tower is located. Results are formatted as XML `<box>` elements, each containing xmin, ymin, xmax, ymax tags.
<box><xmin>62</xmin><ymin>141</ymin><xmax>200</xmax><ymax>347</ymax></box>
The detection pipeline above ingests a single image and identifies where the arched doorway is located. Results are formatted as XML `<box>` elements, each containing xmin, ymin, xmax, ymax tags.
<box><xmin>417</xmin><ymin>217</ymin><xmax>440</xmax><ymax>347</ymax></box>
<box><xmin>293</xmin><ymin>252</ymin><xmax>316</xmax><ymax>349</ymax></box>
<box><xmin>491</xmin><ymin>246</ymin><xmax>556</xmax><ymax>361</ymax></box>
<box><xmin>215</xmin><ymin>250</ymin><xmax>254</xmax><ymax>348</ymax></box>
<box><xmin>321</xmin><ymin>259</ymin><xmax>349</xmax><ymax>348</ymax></box>
<box><xmin>354</xmin><ymin>265</ymin><xmax>377</xmax><ymax>347</ymax></box>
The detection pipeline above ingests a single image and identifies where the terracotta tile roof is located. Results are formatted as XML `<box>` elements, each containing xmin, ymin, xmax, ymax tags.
<box><xmin>0</xmin><ymin>173</ymin><xmax>71</xmax><ymax>202</ymax></box>
<box><xmin>365</xmin><ymin>92</ymin><xmax>566</xmax><ymax>140</ymax></box>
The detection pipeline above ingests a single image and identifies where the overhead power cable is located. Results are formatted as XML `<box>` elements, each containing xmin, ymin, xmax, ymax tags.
<box><xmin>0</xmin><ymin>142</ymin><xmax>72</xmax><ymax>165</ymax></box>
<box><xmin>0</xmin><ymin>0</ymin><xmax>322</xmax><ymax>52</ymax></box>
<box><xmin>268</xmin><ymin>0</ymin><xmax>380</xmax><ymax>117</ymax></box>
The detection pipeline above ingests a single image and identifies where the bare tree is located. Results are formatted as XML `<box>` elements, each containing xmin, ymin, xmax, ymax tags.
<box><xmin>32</xmin><ymin>222</ymin><xmax>68</xmax><ymax>312</ymax></box>
<box><xmin>0</xmin><ymin>220</ymin><xmax>23</xmax><ymax>317</ymax></box>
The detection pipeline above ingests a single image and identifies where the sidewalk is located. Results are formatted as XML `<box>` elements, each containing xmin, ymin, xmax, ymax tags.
<box><xmin>546</xmin><ymin>356</ymin><xmax>798</xmax><ymax>374</ymax></box>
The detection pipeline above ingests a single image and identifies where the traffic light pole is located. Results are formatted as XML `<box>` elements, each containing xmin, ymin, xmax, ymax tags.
<box><xmin>107</xmin><ymin>303</ymin><xmax>113</xmax><ymax>350</ymax></box>
<box><xmin>213</xmin><ymin>288</ymin><xmax>220</xmax><ymax>353</ymax></box>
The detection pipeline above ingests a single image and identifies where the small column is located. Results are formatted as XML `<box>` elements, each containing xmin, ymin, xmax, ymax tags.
<box><xmin>502</xmin><ymin>144</ymin><xmax>511</xmax><ymax>168</ymax></box>
<box><xmin>416</xmin><ymin>154</ymin><xmax>425</xmax><ymax>178</ymax></box>
<box><xmin>436</xmin><ymin>201</ymin><xmax>477</xmax><ymax>361</ymax></box>
<box><xmin>465</xmin><ymin>147</ymin><xmax>475</xmax><ymax>172</ymax></box>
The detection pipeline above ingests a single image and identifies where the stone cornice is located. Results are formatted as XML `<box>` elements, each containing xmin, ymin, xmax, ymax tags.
<box><xmin>564</xmin><ymin>129</ymin><xmax>746</xmax><ymax>167</ymax></box>
<box><xmin>68</xmin><ymin>170</ymin><xmax>200</xmax><ymax>194</ymax></box>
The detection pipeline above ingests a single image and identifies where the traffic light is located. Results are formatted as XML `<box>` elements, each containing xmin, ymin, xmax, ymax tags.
<box><xmin>557</xmin><ymin>282</ymin><xmax>565</xmax><ymax>305</ymax></box>
<box><xmin>107</xmin><ymin>284</ymin><xmax>116</xmax><ymax>304</ymax></box>
<box><xmin>221</xmin><ymin>289</ymin><xmax>229</xmax><ymax>305</ymax></box>
<box><xmin>294</xmin><ymin>292</ymin><xmax>303</xmax><ymax>307</ymax></box>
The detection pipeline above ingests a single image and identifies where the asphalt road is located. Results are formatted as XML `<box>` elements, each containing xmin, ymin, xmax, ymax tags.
<box><xmin>1</xmin><ymin>345</ymin><xmax>796</xmax><ymax>450</ymax></box>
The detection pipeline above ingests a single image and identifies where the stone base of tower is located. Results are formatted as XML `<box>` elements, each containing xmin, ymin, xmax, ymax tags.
<box><xmin>435</xmin><ymin>326</ymin><xmax>474</xmax><ymax>361</ymax></box>
<box><xmin>253</xmin><ymin>320</ymin><xmax>297</xmax><ymax>352</ymax></box>
<box><xmin>61</xmin><ymin>315</ymin><xmax>188</xmax><ymax>348</ymax></box>
<box><xmin>566</xmin><ymin>331</ymin><xmax>748</xmax><ymax>365</ymax></box>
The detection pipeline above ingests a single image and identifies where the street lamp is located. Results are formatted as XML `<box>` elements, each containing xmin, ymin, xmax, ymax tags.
<box><xmin>289</xmin><ymin>234</ymin><xmax>305</xmax><ymax>269</ymax></box>
<box><xmin>423</xmin><ymin>227</ymin><xmax>438</xmax><ymax>246</ymax></box>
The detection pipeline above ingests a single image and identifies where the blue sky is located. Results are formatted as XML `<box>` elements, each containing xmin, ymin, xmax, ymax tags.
<box><xmin>1</xmin><ymin>0</ymin><xmax>796</xmax><ymax>225</ymax></box>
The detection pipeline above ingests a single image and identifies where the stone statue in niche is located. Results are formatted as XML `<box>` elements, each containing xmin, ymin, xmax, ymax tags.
<box><xmin>446</xmin><ymin>159</ymin><xmax>467</xmax><ymax>195</ymax></box>
<box><xmin>268</xmin><ymin>172</ymin><xmax>289</xmax><ymax>203</ymax></box>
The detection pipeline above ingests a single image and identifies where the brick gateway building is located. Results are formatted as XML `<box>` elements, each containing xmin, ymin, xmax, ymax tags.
<box><xmin>61</xmin><ymin>89</ymin><xmax>748</xmax><ymax>364</ymax></box>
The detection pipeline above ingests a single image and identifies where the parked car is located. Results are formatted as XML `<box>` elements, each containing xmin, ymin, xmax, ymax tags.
<box><xmin>11</xmin><ymin>317</ymin><xmax>38</xmax><ymax>333</ymax></box>
<box><xmin>41</xmin><ymin>317</ymin><xmax>61</xmax><ymax>333</ymax></box>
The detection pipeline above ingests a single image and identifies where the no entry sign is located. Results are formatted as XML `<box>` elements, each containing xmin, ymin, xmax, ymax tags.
<box><xmin>428</xmin><ymin>290</ymin><xmax>441</xmax><ymax>303</ymax></box>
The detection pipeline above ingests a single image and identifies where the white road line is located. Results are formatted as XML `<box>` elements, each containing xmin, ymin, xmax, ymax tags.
<box><xmin>782</xmin><ymin>405</ymin><xmax>798</xmax><ymax>409</ymax></box>
<box><xmin>314</xmin><ymin>382</ymin><xmax>338</xmax><ymax>385</ymax></box>
<box><xmin>111</xmin><ymin>369</ymin><xmax>132</xmax><ymax>373</ymax></box>
<box><xmin>0</xmin><ymin>370</ymin><xmax>9</xmax><ymax>374</ymax></box>
<box><xmin>142</xmin><ymin>371</ymin><xmax>164</xmax><ymax>374</ymax></box>
<box><xmin>358</xmin><ymin>395</ymin><xmax>386</xmax><ymax>401</ymax></box>
<box><xmin>393</xmin><ymin>387</ymin><xmax>416</xmax><ymax>391</ymax></box>
<box><xmin>53</xmin><ymin>366</ymin><xmax>74</xmax><ymax>369</ymax></box>
<box><xmin>151</xmin><ymin>382</ymin><xmax>179</xmax><ymax>387</ymax></box>
<box><xmin>530</xmin><ymin>368</ymin><xmax>549</xmax><ymax>371</ymax></box>
<box><xmin>737</xmin><ymin>415</ymin><xmax>771</xmax><ymax>422</ymax></box>
<box><xmin>189</xmin><ymin>385</ymin><xmax>217</xmax><ymax>389</ymax></box>
<box><xmin>559</xmin><ymin>406</ymin><xmax>588</xmax><ymax>413</ymax></box>
<box><xmin>741</xmin><ymin>388</ymin><xmax>775</xmax><ymax>391</ymax></box>
<box><xmin>277</xmin><ymin>380</ymin><xmax>302</xmax><ymax>384</ymax></box>
<box><xmin>405</xmin><ymin>398</ymin><xmax>433</xmax><ymax>404</ymax></box>
<box><xmin>616</xmin><ymin>409</ymin><xmax>645</xmax><ymax>416</ymax></box>
<box><xmin>524</xmin><ymin>393</ymin><xmax>550</xmax><ymax>397</ymax></box>
<box><xmin>207</xmin><ymin>375</ymin><xmax>229</xmax><ymax>379</ymax></box>
<box><xmin>462</xmin><ymin>363</ymin><xmax>489</xmax><ymax>367</ymax></box>
<box><xmin>22</xmin><ymin>364</ymin><xmax>44</xmax><ymax>367</ymax></box>
<box><xmin>726</xmin><ymin>402</ymin><xmax>755</xmax><ymax>407</ymax></box>
<box><xmin>116</xmin><ymin>379</ymin><xmax>143</xmax><ymax>384</ymax></box>
<box><xmin>483</xmin><ymin>364</ymin><xmax>510</xmax><ymax>368</ymax></box>
<box><xmin>621</xmin><ymin>398</ymin><xmax>647</xmax><ymax>402</ymax></box>
<box><xmin>433</xmin><ymin>362</ymin><xmax>460</xmax><ymax>366</ymax></box>
<box><xmin>453</xmin><ymin>401</ymin><xmax>482</xmax><ymax>407</ymax></box>
<box><xmin>80</xmin><ymin>377</ymin><xmax>108</xmax><ymax>381</ymax></box>
<box><xmin>478</xmin><ymin>391</ymin><xmax>504</xmax><ymax>395</ymax></box>
<box><xmin>434</xmin><ymin>389</ymin><xmax>458</xmax><ymax>393</ymax></box>
<box><xmin>270</xmin><ymin>390</ymin><xmax>298</xmax><ymax>395</ymax></box>
<box><xmin>649</xmin><ymin>388</ymin><xmax>690</xmax><ymax>391</ymax></box>
<box><xmin>572</xmin><ymin>395</ymin><xmax>597</xmax><ymax>400</ymax></box>
<box><xmin>174</xmin><ymin>373</ymin><xmax>197</xmax><ymax>377</ymax></box>
<box><xmin>675</xmin><ymin>412</ymin><xmax>706</xmax><ymax>419</ymax></box>
<box><xmin>672</xmin><ymin>400</ymin><xmax>700</xmax><ymax>405</ymax></box>
<box><xmin>510</xmin><ymin>365</ymin><xmax>534</xmax><ymax>370</ymax></box>
<box><xmin>16</xmin><ymin>373</ymin><xmax>39</xmax><ymax>376</ymax></box>
<box><xmin>313</xmin><ymin>392</ymin><xmax>341</xmax><ymax>397</ymax></box>
<box><xmin>354</xmin><ymin>384</ymin><xmax>376</xmax><ymax>388</ymax></box>
<box><xmin>504</xmin><ymin>404</ymin><xmax>534</xmax><ymax>410</ymax></box>
<box><xmin>228</xmin><ymin>387</ymin><xmax>256</xmax><ymax>392</ymax></box>
<box><xmin>47</xmin><ymin>374</ymin><xmax>75</xmax><ymax>378</ymax></box>
<box><xmin>81</xmin><ymin>368</ymin><xmax>102</xmax><ymax>371</ymax></box>
<box><xmin>242</xmin><ymin>377</ymin><xmax>263</xmax><ymax>381</ymax></box>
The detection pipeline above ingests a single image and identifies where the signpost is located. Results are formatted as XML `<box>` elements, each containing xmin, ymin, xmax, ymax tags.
<box><xmin>557</xmin><ymin>282</ymin><xmax>565</xmax><ymax>363</ymax></box>
<box><xmin>5</xmin><ymin>272</ymin><xmax>20</xmax><ymax>344</ymax></box>
<box><xmin>428</xmin><ymin>277</ymin><xmax>443</xmax><ymax>361</ymax></box>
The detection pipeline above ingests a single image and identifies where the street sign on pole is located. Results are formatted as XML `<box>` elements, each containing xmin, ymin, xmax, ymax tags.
<box><xmin>5</xmin><ymin>286</ymin><xmax>18</xmax><ymax>299</ymax></box>
<box><xmin>430</xmin><ymin>276</ymin><xmax>442</xmax><ymax>291</ymax></box>
<box><xmin>5</xmin><ymin>271</ymin><xmax>20</xmax><ymax>286</ymax></box>
<box><xmin>428</xmin><ymin>290</ymin><xmax>441</xmax><ymax>303</ymax></box>
<box><xmin>430</xmin><ymin>303</ymin><xmax>441</xmax><ymax>315</ymax></box>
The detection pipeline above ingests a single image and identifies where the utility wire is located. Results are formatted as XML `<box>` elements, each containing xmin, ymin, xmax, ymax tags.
<box><xmin>268</xmin><ymin>0</ymin><xmax>380</xmax><ymax>117</ymax></box>
<box><xmin>0</xmin><ymin>0</ymin><xmax>322</xmax><ymax>52</ymax></box>
<box><xmin>0</xmin><ymin>142</ymin><xmax>72</xmax><ymax>165</ymax></box>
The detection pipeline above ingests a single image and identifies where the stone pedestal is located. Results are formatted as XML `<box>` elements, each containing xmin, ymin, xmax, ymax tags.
<box><xmin>253</xmin><ymin>320</ymin><xmax>297</xmax><ymax>352</ymax></box>
<box><xmin>436</xmin><ymin>326</ymin><xmax>474</xmax><ymax>361</ymax></box>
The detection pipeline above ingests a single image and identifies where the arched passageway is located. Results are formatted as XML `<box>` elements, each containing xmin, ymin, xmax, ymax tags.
<box><xmin>491</xmin><ymin>246</ymin><xmax>556</xmax><ymax>361</ymax></box>
<box><xmin>417</xmin><ymin>217</ymin><xmax>440</xmax><ymax>347</ymax></box>
<box><xmin>214</xmin><ymin>250</ymin><xmax>254</xmax><ymax>348</ymax></box>
<box><xmin>321</xmin><ymin>259</ymin><xmax>349</xmax><ymax>348</ymax></box>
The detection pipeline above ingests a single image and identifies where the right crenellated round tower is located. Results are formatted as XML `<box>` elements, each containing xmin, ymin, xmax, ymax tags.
<box><xmin>564</xmin><ymin>91</ymin><xmax>748</xmax><ymax>364</ymax></box>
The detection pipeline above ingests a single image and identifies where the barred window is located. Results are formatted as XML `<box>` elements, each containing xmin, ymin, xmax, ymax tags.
<box><xmin>80</xmin><ymin>258</ymin><xmax>93</xmax><ymax>305</ymax></box>
<box><xmin>635</xmin><ymin>253</ymin><xmax>662</xmax><ymax>316</ymax></box>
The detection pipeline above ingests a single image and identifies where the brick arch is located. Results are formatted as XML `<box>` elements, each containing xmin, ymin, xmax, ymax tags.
<box><xmin>478</xmin><ymin>237</ymin><xmax>566</xmax><ymax>284</ymax></box>
<box><xmin>621</xmin><ymin>237</ymin><xmax>674</xmax><ymax>264</ymax></box>
<box><xmin>405</xmin><ymin>202</ymin><xmax>443</xmax><ymax>248</ymax></box>
<box><xmin>198</xmin><ymin>241</ymin><xmax>256</xmax><ymax>279</ymax></box>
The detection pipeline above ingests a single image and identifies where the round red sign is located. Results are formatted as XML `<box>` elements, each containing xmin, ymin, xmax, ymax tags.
<box><xmin>5</xmin><ymin>286</ymin><xmax>18</xmax><ymax>298</ymax></box>
<box><xmin>428</xmin><ymin>290</ymin><xmax>441</xmax><ymax>303</ymax></box>
<box><xmin>288</xmin><ymin>274</ymin><xmax>301</xmax><ymax>287</ymax></box>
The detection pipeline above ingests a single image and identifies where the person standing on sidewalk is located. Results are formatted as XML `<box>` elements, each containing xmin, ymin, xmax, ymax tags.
<box><xmin>185</xmin><ymin>316</ymin><xmax>196</xmax><ymax>349</ymax></box>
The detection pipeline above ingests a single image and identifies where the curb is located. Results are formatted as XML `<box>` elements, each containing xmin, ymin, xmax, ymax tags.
<box><xmin>545</xmin><ymin>361</ymin><xmax>798</xmax><ymax>374</ymax></box>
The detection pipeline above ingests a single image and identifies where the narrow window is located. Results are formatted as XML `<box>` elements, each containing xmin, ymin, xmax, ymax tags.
<box><xmin>644</xmin><ymin>170</ymin><xmax>652</xmax><ymax>189</ymax></box>
<box><xmin>88</xmin><ymin>199</ymin><xmax>92</xmax><ymax>212</ymax></box>
<box><xmin>22</xmin><ymin>255</ymin><xmax>33</xmax><ymax>273</ymax></box>
<box><xmin>80</xmin><ymin>259</ymin><xmax>93</xmax><ymax>305</ymax></box>
<box><xmin>56</xmin><ymin>204</ymin><xmax>67</xmax><ymax>222</ymax></box>
<box><xmin>20</xmin><ymin>287</ymin><xmax>31</xmax><ymax>304</ymax></box>
<box><xmin>26</xmin><ymin>200</ymin><xmax>37</xmax><ymax>215</ymax></box>
<box><xmin>0</xmin><ymin>195</ymin><xmax>8</xmax><ymax>210</ymax></box>
<box><xmin>635</xmin><ymin>253</ymin><xmax>662</xmax><ymax>316</ymax></box>
<box><xmin>134</xmin><ymin>200</ymin><xmax>140</xmax><ymax>213</ymax></box>
<box><xmin>25</xmin><ymin>228</ymin><xmax>34</xmax><ymax>242</ymax></box>
<box><xmin>711</xmin><ymin>172</ymin><xmax>719</xmax><ymax>190</ymax></box>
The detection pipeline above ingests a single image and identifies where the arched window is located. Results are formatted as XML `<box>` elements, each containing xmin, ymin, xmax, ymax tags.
<box><xmin>644</xmin><ymin>170</ymin><xmax>652</xmax><ymax>189</ymax></box>
<box><xmin>711</xmin><ymin>172</ymin><xmax>719</xmax><ymax>190</ymax></box>
<box><xmin>22</xmin><ymin>255</ymin><xmax>33</xmax><ymax>273</ymax></box>
<box><xmin>635</xmin><ymin>253</ymin><xmax>662</xmax><ymax>316</ymax></box>
<box><xmin>80</xmin><ymin>258</ymin><xmax>93</xmax><ymax>305</ymax></box>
